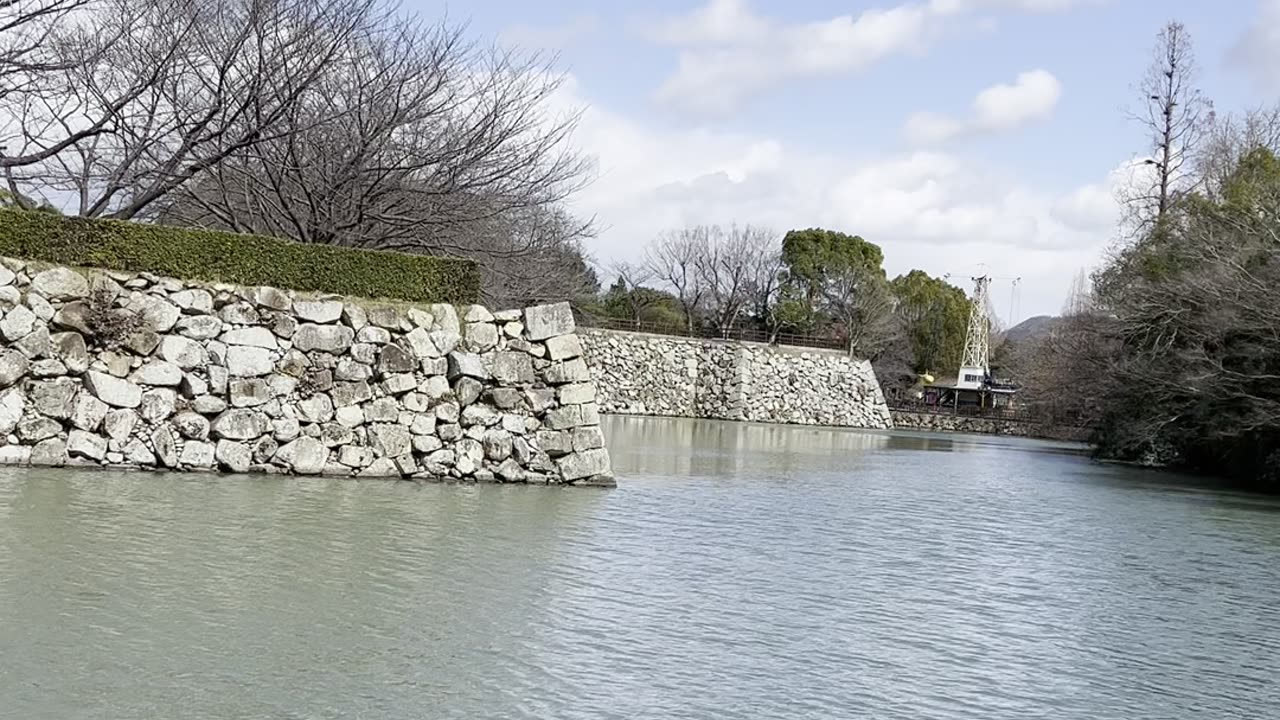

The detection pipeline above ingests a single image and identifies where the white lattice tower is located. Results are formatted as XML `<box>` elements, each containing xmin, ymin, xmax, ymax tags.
<box><xmin>961</xmin><ymin>275</ymin><xmax>991</xmax><ymax>373</ymax></box>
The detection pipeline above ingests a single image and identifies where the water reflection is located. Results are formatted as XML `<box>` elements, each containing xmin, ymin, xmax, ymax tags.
<box><xmin>603</xmin><ymin>414</ymin><xmax>891</xmax><ymax>479</ymax></box>
<box><xmin>1</xmin><ymin>417</ymin><xmax>1279</xmax><ymax>719</ymax></box>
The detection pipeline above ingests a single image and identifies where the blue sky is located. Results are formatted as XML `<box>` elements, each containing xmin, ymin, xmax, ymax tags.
<box><xmin>412</xmin><ymin>0</ymin><xmax>1279</xmax><ymax>321</ymax></box>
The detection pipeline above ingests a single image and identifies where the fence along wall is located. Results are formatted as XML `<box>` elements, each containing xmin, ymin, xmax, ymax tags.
<box><xmin>0</xmin><ymin>259</ymin><xmax>613</xmax><ymax>486</ymax></box>
<box><xmin>579</xmin><ymin>329</ymin><xmax>894</xmax><ymax>429</ymax></box>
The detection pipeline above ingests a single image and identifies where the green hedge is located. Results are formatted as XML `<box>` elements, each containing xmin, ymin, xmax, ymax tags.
<box><xmin>0</xmin><ymin>210</ymin><xmax>479</xmax><ymax>304</ymax></box>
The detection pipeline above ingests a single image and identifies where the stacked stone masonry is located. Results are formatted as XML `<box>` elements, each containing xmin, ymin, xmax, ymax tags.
<box><xmin>0</xmin><ymin>258</ymin><xmax>612</xmax><ymax>485</ymax></box>
<box><xmin>579</xmin><ymin>329</ymin><xmax>893</xmax><ymax>429</ymax></box>
<box><xmin>892</xmin><ymin>410</ymin><xmax>1091</xmax><ymax>442</ymax></box>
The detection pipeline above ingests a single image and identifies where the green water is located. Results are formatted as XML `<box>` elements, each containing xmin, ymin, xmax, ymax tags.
<box><xmin>2</xmin><ymin>416</ymin><xmax>1278</xmax><ymax>719</ymax></box>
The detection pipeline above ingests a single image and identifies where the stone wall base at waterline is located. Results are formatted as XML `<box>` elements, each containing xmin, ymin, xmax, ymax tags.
<box><xmin>580</xmin><ymin>329</ymin><xmax>893</xmax><ymax>429</ymax></box>
<box><xmin>0</xmin><ymin>259</ymin><xmax>613</xmax><ymax>486</ymax></box>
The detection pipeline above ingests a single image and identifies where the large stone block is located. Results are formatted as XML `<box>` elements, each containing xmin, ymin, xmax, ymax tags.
<box><xmin>0</xmin><ymin>445</ymin><xmax>31</xmax><ymax>465</ymax></box>
<box><xmin>429</xmin><ymin>304</ymin><xmax>460</xmax><ymax>335</ymax></box>
<box><xmin>447</xmin><ymin>352</ymin><xmax>488</xmax><ymax>380</ymax></box>
<box><xmin>158</xmin><ymin>335</ymin><xmax>209</xmax><ymax>369</ymax></box>
<box><xmin>377</xmin><ymin>345</ymin><xmax>416</xmax><ymax>375</ymax></box>
<box><xmin>216</xmin><ymin>440</ymin><xmax>252</xmax><ymax>473</ymax></box>
<box><xmin>557</xmin><ymin>383</ymin><xmax>596</xmax><ymax>406</ymax></box>
<box><xmin>175</xmin><ymin>315</ymin><xmax>223</xmax><ymax>340</ymax></box>
<box><xmin>229</xmin><ymin>378</ymin><xmax>272</xmax><ymax>408</ymax></box>
<box><xmin>453</xmin><ymin>376</ymin><xmax>482</xmax><ymax>406</ymax></box>
<box><xmin>179</xmin><ymin>441</ymin><xmax>216</xmax><ymax>468</ymax></box>
<box><xmin>18</xmin><ymin>416</ymin><xmax>61</xmax><ymax>442</ymax></box>
<box><xmin>222</xmin><ymin>327</ymin><xmax>279</xmax><ymax>349</ymax></box>
<box><xmin>429</xmin><ymin>330</ymin><xmax>461</xmax><ymax>356</ymax></box>
<box><xmin>151</xmin><ymin>426</ymin><xmax>178</xmax><ymax>467</ymax></box>
<box><xmin>126</xmin><ymin>293</ymin><xmax>181</xmax><ymax>333</ymax></box>
<box><xmin>0</xmin><ymin>349</ymin><xmax>28</xmax><ymax>388</ymax></box>
<box><xmin>356</xmin><ymin>326</ymin><xmax>392</xmax><ymax>345</ymax></box>
<box><xmin>544</xmin><ymin>405</ymin><xmax>583</xmax><ymax>430</ymax></box>
<box><xmin>123</xmin><ymin>438</ymin><xmax>155</xmax><ymax>465</ymax></box>
<box><xmin>0</xmin><ymin>386</ymin><xmax>23</xmax><ymax>434</ymax></box>
<box><xmin>293</xmin><ymin>299</ymin><xmax>344</xmax><ymax>324</ymax></box>
<box><xmin>572</xmin><ymin>426</ymin><xmax>605</xmax><ymax>452</ymax></box>
<box><xmin>225</xmin><ymin>346</ymin><xmax>276</xmax><ymax>377</ymax></box>
<box><xmin>537</xmin><ymin>430</ymin><xmax>573</xmax><ymax>457</ymax></box>
<box><xmin>30</xmin><ymin>437</ymin><xmax>68</xmax><ymax>467</ymax></box>
<box><xmin>330</xmin><ymin>381</ymin><xmax>371</xmax><ymax>407</ymax></box>
<box><xmin>366</xmin><ymin>306</ymin><xmax>402</xmax><ymax>329</ymax></box>
<box><xmin>102</xmin><ymin>409</ymin><xmax>139</xmax><ymax>442</ymax></box>
<box><xmin>490</xmin><ymin>352</ymin><xmax>535</xmax><ymax>385</ymax></box>
<box><xmin>139</xmin><ymin>389</ymin><xmax>177</xmax><ymax>423</ymax></box>
<box><xmin>543</xmin><ymin>358</ymin><xmax>589</xmax><ymax>385</ymax></box>
<box><xmin>404</xmin><ymin>328</ymin><xmax>440</xmax><ymax>359</ymax></box>
<box><xmin>173</xmin><ymin>411</ymin><xmax>211</xmax><ymax>440</ymax></box>
<box><xmin>211</xmin><ymin>409</ymin><xmax>269</xmax><ymax>440</ymax></box>
<box><xmin>170</xmin><ymin>288</ymin><xmax>214</xmax><ymax>314</ymax></box>
<box><xmin>1</xmin><ymin>304</ymin><xmax>37</xmax><ymax>341</ymax></box>
<box><xmin>523</xmin><ymin>302</ymin><xmax>575</xmax><ymax>341</ymax></box>
<box><xmin>368</xmin><ymin>423</ymin><xmax>411</xmax><ymax>458</ymax></box>
<box><xmin>253</xmin><ymin>286</ymin><xmax>293</xmax><ymax>312</ymax></box>
<box><xmin>292</xmin><ymin>324</ymin><xmax>354</xmax><ymax>353</ymax></box>
<box><xmin>31</xmin><ymin>267</ymin><xmax>89</xmax><ymax>300</ymax></box>
<box><xmin>67</xmin><ymin>430</ymin><xmax>107</xmax><ymax>461</ymax></box>
<box><xmin>71</xmin><ymin>393</ymin><xmax>109</xmax><ymax>432</ymax></box>
<box><xmin>16</xmin><ymin>326</ymin><xmax>51</xmax><ymax>359</ymax></box>
<box><xmin>31</xmin><ymin>377</ymin><xmax>78</xmax><ymax>419</ymax></box>
<box><xmin>274</xmin><ymin>436</ymin><xmax>327</xmax><ymax>475</ymax></box>
<box><xmin>556</xmin><ymin>448</ymin><xmax>612</xmax><ymax>481</ymax></box>
<box><xmin>464</xmin><ymin>322</ymin><xmax>499</xmax><ymax>352</ymax></box>
<box><xmin>132</xmin><ymin>360</ymin><xmax>183</xmax><ymax>387</ymax></box>
<box><xmin>544</xmin><ymin>334</ymin><xmax>583</xmax><ymax>361</ymax></box>
<box><xmin>297</xmin><ymin>393</ymin><xmax>335</xmax><ymax>423</ymax></box>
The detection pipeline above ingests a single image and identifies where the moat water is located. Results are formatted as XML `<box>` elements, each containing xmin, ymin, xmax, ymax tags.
<box><xmin>2</xmin><ymin>416</ymin><xmax>1278</xmax><ymax>719</ymax></box>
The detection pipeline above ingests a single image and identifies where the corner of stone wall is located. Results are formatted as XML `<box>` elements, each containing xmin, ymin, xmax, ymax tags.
<box><xmin>0</xmin><ymin>257</ymin><xmax>613</xmax><ymax>487</ymax></box>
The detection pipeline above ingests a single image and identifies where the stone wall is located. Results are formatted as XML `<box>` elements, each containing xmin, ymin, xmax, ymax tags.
<box><xmin>891</xmin><ymin>410</ymin><xmax>1091</xmax><ymax>442</ymax></box>
<box><xmin>0</xmin><ymin>258</ymin><xmax>612</xmax><ymax>485</ymax></box>
<box><xmin>579</xmin><ymin>329</ymin><xmax>893</xmax><ymax>429</ymax></box>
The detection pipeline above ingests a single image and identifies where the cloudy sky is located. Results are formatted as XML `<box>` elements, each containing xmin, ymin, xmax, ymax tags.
<box><xmin>417</xmin><ymin>0</ymin><xmax>1279</xmax><ymax>322</ymax></box>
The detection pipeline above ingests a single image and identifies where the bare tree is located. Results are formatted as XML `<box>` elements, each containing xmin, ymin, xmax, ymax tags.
<box><xmin>13</xmin><ymin>0</ymin><xmax>379</xmax><ymax>219</ymax></box>
<box><xmin>1195</xmin><ymin>104</ymin><xmax>1280</xmax><ymax>199</ymax></box>
<box><xmin>699</xmin><ymin>224</ymin><xmax>773</xmax><ymax>336</ymax></box>
<box><xmin>599</xmin><ymin>261</ymin><xmax>673</xmax><ymax>330</ymax></box>
<box><xmin>159</xmin><ymin>17</ymin><xmax>591</xmax><ymax>252</ymax></box>
<box><xmin>0</xmin><ymin>0</ymin><xmax>147</xmax><ymax>199</ymax></box>
<box><xmin>1125</xmin><ymin>20</ymin><xmax>1209</xmax><ymax>233</ymax></box>
<box><xmin>644</xmin><ymin>225</ymin><xmax>710</xmax><ymax>333</ymax></box>
<box><xmin>477</xmin><ymin>207</ymin><xmax>598</xmax><ymax>309</ymax></box>
<box><xmin>748</xmin><ymin>240</ymin><xmax>786</xmax><ymax>342</ymax></box>
<box><xmin>817</xmin><ymin>261</ymin><xmax>896</xmax><ymax>359</ymax></box>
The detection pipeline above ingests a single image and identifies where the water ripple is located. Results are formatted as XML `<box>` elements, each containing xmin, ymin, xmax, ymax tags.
<box><xmin>1</xmin><ymin>416</ymin><xmax>1279</xmax><ymax>718</ymax></box>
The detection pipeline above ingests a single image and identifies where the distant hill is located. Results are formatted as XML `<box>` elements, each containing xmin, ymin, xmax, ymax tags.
<box><xmin>1001</xmin><ymin>315</ymin><xmax>1059</xmax><ymax>345</ymax></box>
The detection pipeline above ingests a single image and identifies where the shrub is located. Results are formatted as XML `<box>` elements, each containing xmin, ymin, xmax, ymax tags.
<box><xmin>83</xmin><ymin>286</ymin><xmax>146</xmax><ymax>350</ymax></box>
<box><xmin>0</xmin><ymin>209</ymin><xmax>479</xmax><ymax>304</ymax></box>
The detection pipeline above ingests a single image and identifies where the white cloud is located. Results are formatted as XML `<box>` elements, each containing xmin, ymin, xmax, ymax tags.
<box><xmin>552</xmin><ymin>75</ymin><xmax>1120</xmax><ymax>320</ymax></box>
<box><xmin>904</xmin><ymin>69</ymin><xmax>1062</xmax><ymax>144</ymax></box>
<box><xmin>647</xmin><ymin>0</ymin><xmax>1087</xmax><ymax>114</ymax></box>
<box><xmin>1229</xmin><ymin>0</ymin><xmax>1280</xmax><ymax>94</ymax></box>
<box><xmin>499</xmin><ymin>15</ymin><xmax>599</xmax><ymax>50</ymax></box>
<box><xmin>649</xmin><ymin>0</ymin><xmax>769</xmax><ymax>46</ymax></box>
<box><xmin>651</xmin><ymin>1</ymin><xmax>949</xmax><ymax>114</ymax></box>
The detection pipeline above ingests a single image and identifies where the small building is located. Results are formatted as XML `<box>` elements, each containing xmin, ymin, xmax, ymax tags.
<box><xmin>921</xmin><ymin>365</ymin><xmax>1018</xmax><ymax>412</ymax></box>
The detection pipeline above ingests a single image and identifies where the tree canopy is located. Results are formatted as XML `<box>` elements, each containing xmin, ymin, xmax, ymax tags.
<box><xmin>889</xmin><ymin>271</ymin><xmax>969</xmax><ymax>375</ymax></box>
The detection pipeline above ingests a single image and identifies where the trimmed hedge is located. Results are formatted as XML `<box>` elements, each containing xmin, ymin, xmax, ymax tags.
<box><xmin>0</xmin><ymin>209</ymin><xmax>479</xmax><ymax>304</ymax></box>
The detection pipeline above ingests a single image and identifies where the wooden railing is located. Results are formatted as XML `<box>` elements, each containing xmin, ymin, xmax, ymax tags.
<box><xmin>577</xmin><ymin>315</ymin><xmax>849</xmax><ymax>351</ymax></box>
